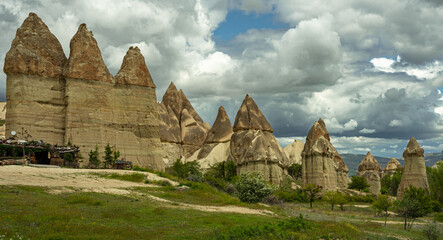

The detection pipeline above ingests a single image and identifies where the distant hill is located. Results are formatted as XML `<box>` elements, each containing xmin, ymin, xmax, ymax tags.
<box><xmin>341</xmin><ymin>152</ymin><xmax>442</xmax><ymax>176</ymax></box>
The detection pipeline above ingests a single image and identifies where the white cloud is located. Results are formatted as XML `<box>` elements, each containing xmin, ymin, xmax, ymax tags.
<box><xmin>359</xmin><ymin>128</ymin><xmax>376</xmax><ymax>134</ymax></box>
<box><xmin>389</xmin><ymin>119</ymin><xmax>402</xmax><ymax>127</ymax></box>
<box><xmin>371</xmin><ymin>56</ymin><xmax>443</xmax><ymax>80</ymax></box>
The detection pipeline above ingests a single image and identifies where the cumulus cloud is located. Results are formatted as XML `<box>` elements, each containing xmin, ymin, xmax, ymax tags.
<box><xmin>0</xmin><ymin>0</ymin><xmax>442</xmax><ymax>156</ymax></box>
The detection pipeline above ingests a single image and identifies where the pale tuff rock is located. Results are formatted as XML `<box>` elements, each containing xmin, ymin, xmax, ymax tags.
<box><xmin>4</xmin><ymin>13</ymin><xmax>66</xmax><ymax>145</ymax></box>
<box><xmin>334</xmin><ymin>153</ymin><xmax>350</xmax><ymax>188</ymax></box>
<box><xmin>0</xmin><ymin>102</ymin><xmax>6</xmax><ymax>138</ymax></box>
<box><xmin>205</xmin><ymin>106</ymin><xmax>233</xmax><ymax>144</ymax></box>
<box><xmin>4</xmin><ymin>13</ymin><xmax>67</xmax><ymax>79</ymax></box>
<box><xmin>397</xmin><ymin>137</ymin><xmax>430</xmax><ymax>198</ymax></box>
<box><xmin>230</xmin><ymin>95</ymin><xmax>288</xmax><ymax>184</ymax></box>
<box><xmin>357</xmin><ymin>152</ymin><xmax>382</xmax><ymax>194</ymax></box>
<box><xmin>4</xmin><ymin>13</ymin><xmax>164</xmax><ymax>170</ymax></box>
<box><xmin>283</xmin><ymin>140</ymin><xmax>304</xmax><ymax>165</ymax></box>
<box><xmin>383</xmin><ymin>158</ymin><xmax>402</xmax><ymax>176</ymax></box>
<box><xmin>301</xmin><ymin>119</ymin><xmax>338</xmax><ymax>190</ymax></box>
<box><xmin>158</xmin><ymin>103</ymin><xmax>180</xmax><ymax>143</ymax></box>
<box><xmin>233</xmin><ymin>94</ymin><xmax>273</xmax><ymax>132</ymax></box>
<box><xmin>181</xmin><ymin>109</ymin><xmax>207</xmax><ymax>147</ymax></box>
<box><xmin>64</xmin><ymin>24</ymin><xmax>112</xmax><ymax>83</ymax></box>
<box><xmin>203</xmin><ymin>122</ymin><xmax>211</xmax><ymax>131</ymax></box>
<box><xmin>115</xmin><ymin>47</ymin><xmax>156</xmax><ymax>88</ymax></box>
<box><xmin>159</xmin><ymin>82</ymin><xmax>208</xmax><ymax>160</ymax></box>
<box><xmin>188</xmin><ymin>106</ymin><xmax>233</xmax><ymax>169</ymax></box>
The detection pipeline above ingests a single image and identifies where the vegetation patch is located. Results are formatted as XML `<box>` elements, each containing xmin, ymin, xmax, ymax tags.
<box><xmin>91</xmin><ymin>172</ymin><xmax>146</xmax><ymax>182</ymax></box>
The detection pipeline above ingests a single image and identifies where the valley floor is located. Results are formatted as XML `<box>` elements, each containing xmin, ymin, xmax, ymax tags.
<box><xmin>0</xmin><ymin>166</ymin><xmax>441</xmax><ymax>239</ymax></box>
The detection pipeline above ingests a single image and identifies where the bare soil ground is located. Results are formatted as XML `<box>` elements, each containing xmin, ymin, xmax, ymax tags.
<box><xmin>0</xmin><ymin>165</ymin><xmax>273</xmax><ymax>216</ymax></box>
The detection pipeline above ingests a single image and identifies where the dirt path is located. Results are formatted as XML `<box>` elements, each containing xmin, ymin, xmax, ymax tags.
<box><xmin>0</xmin><ymin>165</ymin><xmax>274</xmax><ymax>216</ymax></box>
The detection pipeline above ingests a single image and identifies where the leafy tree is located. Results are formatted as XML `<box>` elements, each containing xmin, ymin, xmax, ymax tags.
<box><xmin>172</xmin><ymin>159</ymin><xmax>202</xmax><ymax>179</ymax></box>
<box><xmin>348</xmin><ymin>176</ymin><xmax>370</xmax><ymax>191</ymax></box>
<box><xmin>336</xmin><ymin>192</ymin><xmax>348</xmax><ymax>211</ymax></box>
<box><xmin>235</xmin><ymin>172</ymin><xmax>275</xmax><ymax>203</ymax></box>
<box><xmin>303</xmin><ymin>184</ymin><xmax>322</xmax><ymax>208</ymax></box>
<box><xmin>287</xmin><ymin>163</ymin><xmax>302</xmax><ymax>179</ymax></box>
<box><xmin>103</xmin><ymin>143</ymin><xmax>114</xmax><ymax>168</ymax></box>
<box><xmin>394</xmin><ymin>186</ymin><xmax>433</xmax><ymax>231</ymax></box>
<box><xmin>88</xmin><ymin>145</ymin><xmax>100</xmax><ymax>168</ymax></box>
<box><xmin>390</xmin><ymin>169</ymin><xmax>403</xmax><ymax>196</ymax></box>
<box><xmin>372</xmin><ymin>194</ymin><xmax>393</xmax><ymax>226</ymax></box>
<box><xmin>427</xmin><ymin>162</ymin><xmax>443</xmax><ymax>204</ymax></box>
<box><xmin>381</xmin><ymin>174</ymin><xmax>391</xmax><ymax>195</ymax></box>
<box><xmin>324</xmin><ymin>191</ymin><xmax>340</xmax><ymax>210</ymax></box>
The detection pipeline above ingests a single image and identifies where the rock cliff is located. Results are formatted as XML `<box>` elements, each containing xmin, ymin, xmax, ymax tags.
<box><xmin>229</xmin><ymin>95</ymin><xmax>288</xmax><ymax>184</ymax></box>
<box><xmin>357</xmin><ymin>152</ymin><xmax>382</xmax><ymax>194</ymax></box>
<box><xmin>301</xmin><ymin>118</ymin><xmax>338</xmax><ymax>190</ymax></box>
<box><xmin>334</xmin><ymin>153</ymin><xmax>349</xmax><ymax>188</ymax></box>
<box><xmin>283</xmin><ymin>140</ymin><xmax>304</xmax><ymax>165</ymax></box>
<box><xmin>397</xmin><ymin>137</ymin><xmax>429</xmax><ymax>198</ymax></box>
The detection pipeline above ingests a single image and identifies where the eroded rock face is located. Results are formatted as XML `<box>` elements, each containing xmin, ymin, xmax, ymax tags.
<box><xmin>115</xmin><ymin>47</ymin><xmax>156</xmax><ymax>87</ymax></box>
<box><xmin>205</xmin><ymin>106</ymin><xmax>233</xmax><ymax>144</ymax></box>
<box><xmin>397</xmin><ymin>137</ymin><xmax>430</xmax><ymax>198</ymax></box>
<box><xmin>301</xmin><ymin>119</ymin><xmax>338</xmax><ymax>190</ymax></box>
<box><xmin>334</xmin><ymin>153</ymin><xmax>350</xmax><ymax>189</ymax></box>
<box><xmin>159</xmin><ymin>82</ymin><xmax>208</xmax><ymax>160</ymax></box>
<box><xmin>383</xmin><ymin>158</ymin><xmax>402</xmax><ymax>176</ymax></box>
<box><xmin>4</xmin><ymin>13</ymin><xmax>67</xmax><ymax>78</ymax></box>
<box><xmin>284</xmin><ymin>140</ymin><xmax>304</xmax><ymax>165</ymax></box>
<box><xmin>357</xmin><ymin>152</ymin><xmax>382</xmax><ymax>194</ymax></box>
<box><xmin>4</xmin><ymin>13</ymin><xmax>67</xmax><ymax>145</ymax></box>
<box><xmin>229</xmin><ymin>95</ymin><xmax>288</xmax><ymax>184</ymax></box>
<box><xmin>233</xmin><ymin>94</ymin><xmax>273</xmax><ymax>132</ymax></box>
<box><xmin>64</xmin><ymin>24</ymin><xmax>112</xmax><ymax>83</ymax></box>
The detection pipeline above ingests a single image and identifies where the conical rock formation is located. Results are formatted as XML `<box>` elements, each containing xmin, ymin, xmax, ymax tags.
<box><xmin>115</xmin><ymin>46</ymin><xmax>156</xmax><ymax>87</ymax></box>
<box><xmin>233</xmin><ymin>94</ymin><xmax>273</xmax><ymax>132</ymax></box>
<box><xmin>205</xmin><ymin>106</ymin><xmax>233</xmax><ymax>144</ymax></box>
<box><xmin>64</xmin><ymin>24</ymin><xmax>112</xmax><ymax>82</ymax></box>
<box><xmin>229</xmin><ymin>95</ymin><xmax>288</xmax><ymax>184</ymax></box>
<box><xmin>4</xmin><ymin>12</ymin><xmax>67</xmax><ymax>144</ymax></box>
<box><xmin>357</xmin><ymin>152</ymin><xmax>382</xmax><ymax>194</ymax></box>
<box><xmin>383</xmin><ymin>158</ymin><xmax>402</xmax><ymax>176</ymax></box>
<box><xmin>284</xmin><ymin>140</ymin><xmax>304</xmax><ymax>165</ymax></box>
<box><xmin>4</xmin><ymin>12</ymin><xmax>67</xmax><ymax>78</ymax></box>
<box><xmin>397</xmin><ymin>137</ymin><xmax>429</xmax><ymax>198</ymax></box>
<box><xmin>301</xmin><ymin>119</ymin><xmax>338</xmax><ymax>190</ymax></box>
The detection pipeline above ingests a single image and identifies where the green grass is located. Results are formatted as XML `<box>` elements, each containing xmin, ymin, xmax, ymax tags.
<box><xmin>91</xmin><ymin>172</ymin><xmax>146</xmax><ymax>182</ymax></box>
<box><xmin>0</xmin><ymin>185</ymin><xmax>278</xmax><ymax>240</ymax></box>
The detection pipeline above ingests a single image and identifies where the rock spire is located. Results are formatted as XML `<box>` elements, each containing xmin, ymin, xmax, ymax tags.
<box><xmin>115</xmin><ymin>46</ymin><xmax>156</xmax><ymax>87</ymax></box>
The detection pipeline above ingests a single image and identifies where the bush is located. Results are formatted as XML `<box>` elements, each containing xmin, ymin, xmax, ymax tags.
<box><xmin>275</xmin><ymin>189</ymin><xmax>308</xmax><ymax>203</ymax></box>
<box><xmin>186</xmin><ymin>174</ymin><xmax>202</xmax><ymax>182</ymax></box>
<box><xmin>427</xmin><ymin>162</ymin><xmax>443</xmax><ymax>204</ymax></box>
<box><xmin>344</xmin><ymin>194</ymin><xmax>376</xmax><ymax>203</ymax></box>
<box><xmin>287</xmin><ymin>163</ymin><xmax>302</xmax><ymax>179</ymax></box>
<box><xmin>395</xmin><ymin>185</ymin><xmax>433</xmax><ymax>231</ymax></box>
<box><xmin>348</xmin><ymin>176</ymin><xmax>370</xmax><ymax>191</ymax></box>
<box><xmin>171</xmin><ymin>159</ymin><xmax>202</xmax><ymax>179</ymax></box>
<box><xmin>235</xmin><ymin>172</ymin><xmax>275</xmax><ymax>203</ymax></box>
<box><xmin>422</xmin><ymin>224</ymin><xmax>440</xmax><ymax>240</ymax></box>
<box><xmin>390</xmin><ymin>169</ymin><xmax>403</xmax><ymax>196</ymax></box>
<box><xmin>88</xmin><ymin>146</ymin><xmax>100</xmax><ymax>168</ymax></box>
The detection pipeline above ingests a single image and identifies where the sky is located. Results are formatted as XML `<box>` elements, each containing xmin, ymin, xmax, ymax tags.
<box><xmin>0</xmin><ymin>0</ymin><xmax>443</xmax><ymax>158</ymax></box>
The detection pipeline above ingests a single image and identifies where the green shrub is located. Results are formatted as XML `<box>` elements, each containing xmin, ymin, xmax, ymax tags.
<box><xmin>171</xmin><ymin>159</ymin><xmax>202</xmax><ymax>179</ymax></box>
<box><xmin>348</xmin><ymin>176</ymin><xmax>370</xmax><ymax>191</ymax></box>
<box><xmin>390</xmin><ymin>169</ymin><xmax>403</xmax><ymax>196</ymax></box>
<box><xmin>235</xmin><ymin>172</ymin><xmax>275</xmax><ymax>203</ymax></box>
<box><xmin>427</xmin><ymin>162</ymin><xmax>443</xmax><ymax>204</ymax></box>
<box><xmin>88</xmin><ymin>145</ymin><xmax>100</xmax><ymax>168</ymax></box>
<box><xmin>395</xmin><ymin>185</ymin><xmax>433</xmax><ymax>231</ymax></box>
<box><xmin>287</xmin><ymin>163</ymin><xmax>302</xmax><ymax>179</ymax></box>
<box><xmin>345</xmin><ymin>194</ymin><xmax>376</xmax><ymax>203</ymax></box>
<box><xmin>186</xmin><ymin>174</ymin><xmax>202</xmax><ymax>182</ymax></box>
<box><xmin>422</xmin><ymin>223</ymin><xmax>440</xmax><ymax>240</ymax></box>
<box><xmin>274</xmin><ymin>189</ymin><xmax>308</xmax><ymax>203</ymax></box>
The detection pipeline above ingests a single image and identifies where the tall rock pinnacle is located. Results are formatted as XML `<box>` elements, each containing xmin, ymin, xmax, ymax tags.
<box><xmin>205</xmin><ymin>106</ymin><xmax>233</xmax><ymax>144</ymax></box>
<box><xmin>233</xmin><ymin>94</ymin><xmax>273</xmax><ymax>132</ymax></box>
<box><xmin>357</xmin><ymin>152</ymin><xmax>382</xmax><ymax>194</ymax></box>
<box><xmin>397</xmin><ymin>137</ymin><xmax>429</xmax><ymax>198</ymax></box>
<box><xmin>64</xmin><ymin>24</ymin><xmax>112</xmax><ymax>82</ymax></box>
<box><xmin>115</xmin><ymin>46</ymin><xmax>156</xmax><ymax>88</ymax></box>
<box><xmin>4</xmin><ymin>12</ymin><xmax>66</xmax><ymax>78</ymax></box>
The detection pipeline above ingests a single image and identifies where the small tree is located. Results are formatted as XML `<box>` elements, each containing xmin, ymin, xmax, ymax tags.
<box><xmin>390</xmin><ymin>169</ymin><xmax>403</xmax><ymax>196</ymax></box>
<box><xmin>372</xmin><ymin>194</ymin><xmax>393</xmax><ymax>226</ymax></box>
<box><xmin>287</xmin><ymin>163</ymin><xmax>302</xmax><ymax>179</ymax></box>
<box><xmin>348</xmin><ymin>176</ymin><xmax>370</xmax><ymax>191</ymax></box>
<box><xmin>172</xmin><ymin>159</ymin><xmax>202</xmax><ymax>179</ymax></box>
<box><xmin>395</xmin><ymin>185</ymin><xmax>432</xmax><ymax>231</ymax></box>
<box><xmin>336</xmin><ymin>192</ymin><xmax>348</xmax><ymax>211</ymax></box>
<box><xmin>381</xmin><ymin>174</ymin><xmax>392</xmax><ymax>195</ymax></box>
<box><xmin>113</xmin><ymin>150</ymin><xmax>120</xmax><ymax>162</ymax></box>
<box><xmin>103</xmin><ymin>143</ymin><xmax>114</xmax><ymax>168</ymax></box>
<box><xmin>235</xmin><ymin>172</ymin><xmax>275</xmax><ymax>203</ymax></box>
<box><xmin>88</xmin><ymin>145</ymin><xmax>100</xmax><ymax>168</ymax></box>
<box><xmin>324</xmin><ymin>191</ymin><xmax>340</xmax><ymax>210</ymax></box>
<box><xmin>303</xmin><ymin>184</ymin><xmax>322</xmax><ymax>208</ymax></box>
